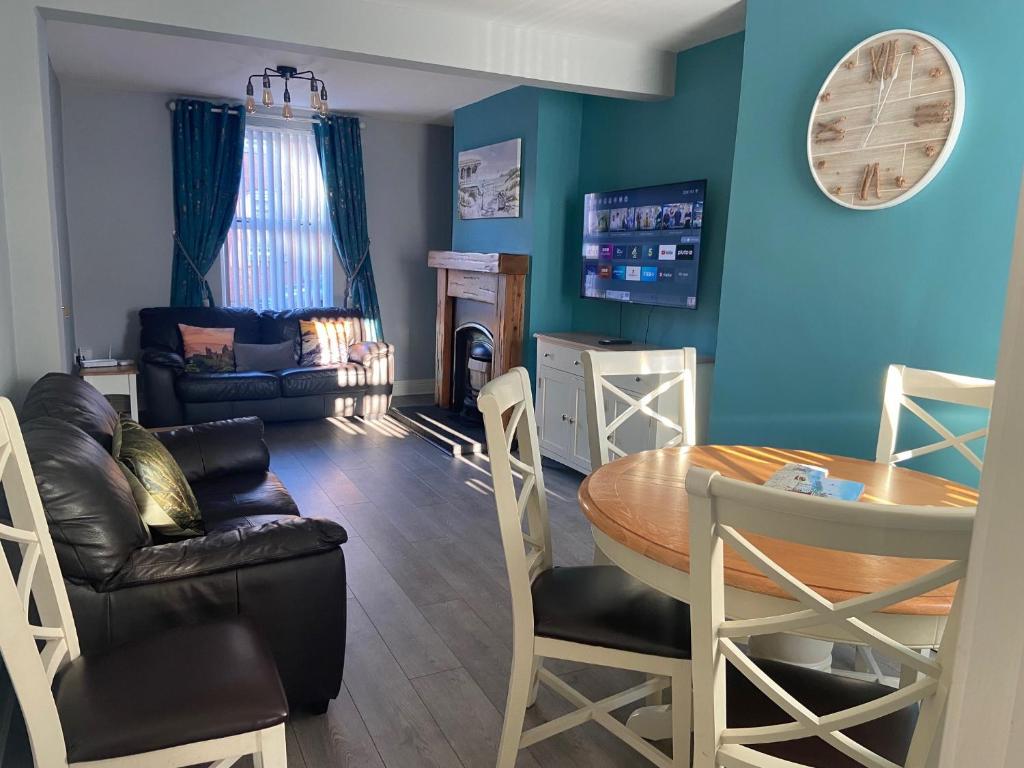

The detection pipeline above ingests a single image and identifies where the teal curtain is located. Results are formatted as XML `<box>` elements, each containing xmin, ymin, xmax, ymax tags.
<box><xmin>313</xmin><ymin>115</ymin><xmax>383</xmax><ymax>340</ymax></box>
<box><xmin>170</xmin><ymin>99</ymin><xmax>245</xmax><ymax>306</ymax></box>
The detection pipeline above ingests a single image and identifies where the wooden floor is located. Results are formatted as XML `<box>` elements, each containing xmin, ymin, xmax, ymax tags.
<box><xmin>259</xmin><ymin>409</ymin><xmax>674</xmax><ymax>768</ymax></box>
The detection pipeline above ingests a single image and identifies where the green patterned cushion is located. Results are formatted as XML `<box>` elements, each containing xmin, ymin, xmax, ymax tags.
<box><xmin>114</xmin><ymin>416</ymin><xmax>203</xmax><ymax>537</ymax></box>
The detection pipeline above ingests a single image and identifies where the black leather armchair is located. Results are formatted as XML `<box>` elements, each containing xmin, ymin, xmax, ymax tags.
<box><xmin>21</xmin><ymin>373</ymin><xmax>348</xmax><ymax>713</ymax></box>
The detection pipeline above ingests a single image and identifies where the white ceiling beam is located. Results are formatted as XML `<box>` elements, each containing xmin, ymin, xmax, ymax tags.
<box><xmin>38</xmin><ymin>0</ymin><xmax>677</xmax><ymax>99</ymax></box>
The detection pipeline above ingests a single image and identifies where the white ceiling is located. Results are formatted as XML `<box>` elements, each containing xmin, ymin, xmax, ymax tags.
<box><xmin>46</xmin><ymin>20</ymin><xmax>513</xmax><ymax>125</ymax></box>
<box><xmin>45</xmin><ymin>1</ymin><xmax>744</xmax><ymax>124</ymax></box>
<box><xmin>381</xmin><ymin>0</ymin><xmax>745</xmax><ymax>52</ymax></box>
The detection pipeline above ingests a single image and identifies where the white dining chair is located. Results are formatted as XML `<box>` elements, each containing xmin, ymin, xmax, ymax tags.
<box><xmin>861</xmin><ymin>363</ymin><xmax>993</xmax><ymax>684</ymax></box>
<box><xmin>686</xmin><ymin>465</ymin><xmax>973</xmax><ymax>768</ymax></box>
<box><xmin>0</xmin><ymin>397</ymin><xmax>288</xmax><ymax>768</ymax></box>
<box><xmin>478</xmin><ymin>368</ymin><xmax>693</xmax><ymax>768</ymax></box>
<box><xmin>876</xmin><ymin>363</ymin><xmax>995</xmax><ymax>473</ymax></box>
<box><xmin>581</xmin><ymin>347</ymin><xmax>698</xmax><ymax>470</ymax></box>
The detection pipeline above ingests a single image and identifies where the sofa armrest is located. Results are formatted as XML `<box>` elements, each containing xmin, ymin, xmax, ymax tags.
<box><xmin>140</xmin><ymin>347</ymin><xmax>185</xmax><ymax>370</ymax></box>
<box><xmin>153</xmin><ymin>417</ymin><xmax>269</xmax><ymax>484</ymax></box>
<box><xmin>139</xmin><ymin>347</ymin><xmax>185</xmax><ymax>427</ymax></box>
<box><xmin>348</xmin><ymin>341</ymin><xmax>395</xmax><ymax>386</ymax></box>
<box><xmin>107</xmin><ymin>517</ymin><xmax>348</xmax><ymax>590</ymax></box>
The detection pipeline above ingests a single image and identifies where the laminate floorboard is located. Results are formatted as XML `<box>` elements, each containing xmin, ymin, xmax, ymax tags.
<box><xmin>258</xmin><ymin>414</ymin><xmax>663</xmax><ymax>768</ymax></box>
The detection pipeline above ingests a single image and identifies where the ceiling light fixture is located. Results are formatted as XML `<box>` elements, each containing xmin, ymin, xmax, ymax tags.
<box><xmin>245</xmin><ymin>65</ymin><xmax>328</xmax><ymax>119</ymax></box>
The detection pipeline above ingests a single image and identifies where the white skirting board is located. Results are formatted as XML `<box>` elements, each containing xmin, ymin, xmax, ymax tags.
<box><xmin>392</xmin><ymin>379</ymin><xmax>434</xmax><ymax>396</ymax></box>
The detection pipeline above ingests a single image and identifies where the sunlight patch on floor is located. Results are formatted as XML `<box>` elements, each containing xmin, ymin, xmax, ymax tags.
<box><xmin>327</xmin><ymin>416</ymin><xmax>366</xmax><ymax>436</ymax></box>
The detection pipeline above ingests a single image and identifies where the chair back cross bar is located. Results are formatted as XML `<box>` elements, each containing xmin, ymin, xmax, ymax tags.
<box><xmin>582</xmin><ymin>348</ymin><xmax>697</xmax><ymax>468</ymax></box>
<box><xmin>686</xmin><ymin>465</ymin><xmax>974</xmax><ymax>768</ymax></box>
<box><xmin>876</xmin><ymin>364</ymin><xmax>995</xmax><ymax>473</ymax></box>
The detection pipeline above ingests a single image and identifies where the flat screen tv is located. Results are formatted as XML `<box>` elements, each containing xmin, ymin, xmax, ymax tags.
<box><xmin>580</xmin><ymin>179</ymin><xmax>706</xmax><ymax>309</ymax></box>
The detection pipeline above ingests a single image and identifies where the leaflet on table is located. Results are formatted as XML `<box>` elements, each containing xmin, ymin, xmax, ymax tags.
<box><xmin>763</xmin><ymin>462</ymin><xmax>864</xmax><ymax>501</ymax></box>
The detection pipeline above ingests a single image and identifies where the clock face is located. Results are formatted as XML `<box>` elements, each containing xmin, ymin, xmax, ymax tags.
<box><xmin>807</xmin><ymin>30</ymin><xmax>964</xmax><ymax>210</ymax></box>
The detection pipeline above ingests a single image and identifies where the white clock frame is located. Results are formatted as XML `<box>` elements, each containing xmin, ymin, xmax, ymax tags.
<box><xmin>806</xmin><ymin>29</ymin><xmax>965</xmax><ymax>211</ymax></box>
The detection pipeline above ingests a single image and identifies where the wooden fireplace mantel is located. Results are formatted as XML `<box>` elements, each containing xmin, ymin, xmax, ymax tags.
<box><xmin>428</xmin><ymin>250</ymin><xmax>529</xmax><ymax>408</ymax></box>
<box><xmin>427</xmin><ymin>250</ymin><xmax>529</xmax><ymax>274</ymax></box>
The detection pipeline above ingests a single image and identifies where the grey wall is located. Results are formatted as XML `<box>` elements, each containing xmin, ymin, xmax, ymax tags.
<box><xmin>361</xmin><ymin>117</ymin><xmax>452</xmax><ymax>382</ymax></box>
<box><xmin>0</xmin><ymin>154</ymin><xmax>15</xmax><ymax>398</ymax></box>
<box><xmin>60</xmin><ymin>83</ymin><xmax>175</xmax><ymax>361</ymax></box>
<box><xmin>58</xmin><ymin>82</ymin><xmax>451</xmax><ymax>382</ymax></box>
<box><xmin>48</xmin><ymin>65</ymin><xmax>76</xmax><ymax>370</ymax></box>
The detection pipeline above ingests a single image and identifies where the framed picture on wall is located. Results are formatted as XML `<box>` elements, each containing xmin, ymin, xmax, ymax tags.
<box><xmin>457</xmin><ymin>138</ymin><xmax>522</xmax><ymax>219</ymax></box>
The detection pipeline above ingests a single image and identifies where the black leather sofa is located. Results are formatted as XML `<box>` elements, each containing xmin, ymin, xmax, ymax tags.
<box><xmin>139</xmin><ymin>306</ymin><xmax>395</xmax><ymax>427</ymax></box>
<box><xmin>20</xmin><ymin>372</ymin><xmax>348</xmax><ymax>713</ymax></box>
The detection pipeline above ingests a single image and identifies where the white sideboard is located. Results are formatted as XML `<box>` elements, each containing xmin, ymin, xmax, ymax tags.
<box><xmin>534</xmin><ymin>332</ymin><xmax>714</xmax><ymax>474</ymax></box>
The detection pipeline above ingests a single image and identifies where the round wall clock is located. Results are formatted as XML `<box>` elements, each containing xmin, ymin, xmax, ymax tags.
<box><xmin>807</xmin><ymin>29</ymin><xmax>964</xmax><ymax>210</ymax></box>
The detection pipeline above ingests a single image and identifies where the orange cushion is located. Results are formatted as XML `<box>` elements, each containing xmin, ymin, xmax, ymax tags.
<box><xmin>178</xmin><ymin>324</ymin><xmax>235</xmax><ymax>373</ymax></box>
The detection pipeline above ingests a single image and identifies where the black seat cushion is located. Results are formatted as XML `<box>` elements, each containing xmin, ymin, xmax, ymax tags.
<box><xmin>56</xmin><ymin>619</ymin><xmax>288</xmax><ymax>762</ymax></box>
<box><xmin>727</xmin><ymin>659</ymin><xmax>919</xmax><ymax>767</ymax></box>
<box><xmin>154</xmin><ymin>418</ymin><xmax>270</xmax><ymax>484</ymax></box>
<box><xmin>176</xmin><ymin>372</ymin><xmax>280</xmax><ymax>403</ymax></box>
<box><xmin>532</xmin><ymin>566</ymin><xmax>690</xmax><ymax>659</ymax></box>
<box><xmin>277</xmin><ymin>365</ymin><xmax>367</xmax><ymax>397</ymax></box>
<box><xmin>192</xmin><ymin>471</ymin><xmax>299</xmax><ymax>528</ymax></box>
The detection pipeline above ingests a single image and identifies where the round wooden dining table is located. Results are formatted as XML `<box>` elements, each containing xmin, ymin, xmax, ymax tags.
<box><xmin>579</xmin><ymin>444</ymin><xmax>979</xmax><ymax>649</ymax></box>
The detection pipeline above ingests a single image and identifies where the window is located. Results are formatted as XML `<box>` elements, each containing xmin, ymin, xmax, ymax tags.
<box><xmin>221</xmin><ymin>124</ymin><xmax>333</xmax><ymax>310</ymax></box>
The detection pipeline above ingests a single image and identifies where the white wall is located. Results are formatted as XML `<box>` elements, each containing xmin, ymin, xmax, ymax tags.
<box><xmin>58</xmin><ymin>81</ymin><xmax>451</xmax><ymax>381</ymax></box>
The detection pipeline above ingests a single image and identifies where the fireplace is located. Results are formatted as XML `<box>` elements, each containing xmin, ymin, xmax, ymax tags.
<box><xmin>428</xmin><ymin>250</ymin><xmax>529</xmax><ymax>410</ymax></box>
<box><xmin>453</xmin><ymin>323</ymin><xmax>494</xmax><ymax>423</ymax></box>
<box><xmin>390</xmin><ymin>250</ymin><xmax>528</xmax><ymax>456</ymax></box>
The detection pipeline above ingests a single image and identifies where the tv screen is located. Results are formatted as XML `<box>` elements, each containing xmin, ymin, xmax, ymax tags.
<box><xmin>580</xmin><ymin>179</ymin><xmax>706</xmax><ymax>309</ymax></box>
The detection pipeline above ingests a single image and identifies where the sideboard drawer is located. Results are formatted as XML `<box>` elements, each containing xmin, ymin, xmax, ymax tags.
<box><xmin>537</xmin><ymin>338</ymin><xmax>584</xmax><ymax>376</ymax></box>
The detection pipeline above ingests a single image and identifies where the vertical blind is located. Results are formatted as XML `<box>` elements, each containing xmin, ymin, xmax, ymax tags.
<box><xmin>221</xmin><ymin>125</ymin><xmax>333</xmax><ymax>311</ymax></box>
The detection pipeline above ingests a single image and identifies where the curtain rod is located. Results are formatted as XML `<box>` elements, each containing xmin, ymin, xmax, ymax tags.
<box><xmin>166</xmin><ymin>100</ymin><xmax>365</xmax><ymax>128</ymax></box>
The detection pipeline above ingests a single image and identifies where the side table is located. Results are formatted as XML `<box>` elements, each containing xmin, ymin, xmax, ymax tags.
<box><xmin>77</xmin><ymin>363</ymin><xmax>139</xmax><ymax>421</ymax></box>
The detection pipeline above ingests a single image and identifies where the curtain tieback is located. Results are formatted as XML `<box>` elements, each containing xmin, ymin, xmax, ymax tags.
<box><xmin>346</xmin><ymin>241</ymin><xmax>371</xmax><ymax>307</ymax></box>
<box><xmin>173</xmin><ymin>231</ymin><xmax>215</xmax><ymax>307</ymax></box>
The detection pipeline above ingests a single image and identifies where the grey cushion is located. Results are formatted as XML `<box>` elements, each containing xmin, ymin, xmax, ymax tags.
<box><xmin>234</xmin><ymin>341</ymin><xmax>297</xmax><ymax>372</ymax></box>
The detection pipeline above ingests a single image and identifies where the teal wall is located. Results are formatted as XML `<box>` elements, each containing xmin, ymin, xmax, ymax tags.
<box><xmin>451</xmin><ymin>36</ymin><xmax>744</xmax><ymax>368</ymax></box>
<box><xmin>452</xmin><ymin>88</ymin><xmax>582</xmax><ymax>378</ymax></box>
<box><xmin>571</xmin><ymin>34</ymin><xmax>745</xmax><ymax>356</ymax></box>
<box><xmin>710</xmin><ymin>0</ymin><xmax>1024</xmax><ymax>484</ymax></box>
<box><xmin>451</xmin><ymin>3</ymin><xmax>1020</xmax><ymax>486</ymax></box>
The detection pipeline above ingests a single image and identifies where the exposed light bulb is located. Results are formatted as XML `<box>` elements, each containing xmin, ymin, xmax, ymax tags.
<box><xmin>282</xmin><ymin>86</ymin><xmax>293</xmax><ymax>119</ymax></box>
<box><xmin>245</xmin><ymin>81</ymin><xmax>257</xmax><ymax>114</ymax></box>
<box><xmin>262</xmin><ymin>75</ymin><xmax>273</xmax><ymax>107</ymax></box>
<box><xmin>310</xmin><ymin>80</ymin><xmax>321</xmax><ymax>109</ymax></box>
<box><xmin>319</xmin><ymin>85</ymin><xmax>329</xmax><ymax>116</ymax></box>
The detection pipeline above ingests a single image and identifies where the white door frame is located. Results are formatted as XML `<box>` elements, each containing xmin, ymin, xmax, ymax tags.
<box><xmin>939</xmin><ymin>171</ymin><xmax>1024</xmax><ymax>765</ymax></box>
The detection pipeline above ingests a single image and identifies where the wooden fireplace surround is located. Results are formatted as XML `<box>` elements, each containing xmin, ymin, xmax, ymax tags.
<box><xmin>428</xmin><ymin>250</ymin><xmax>529</xmax><ymax>407</ymax></box>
